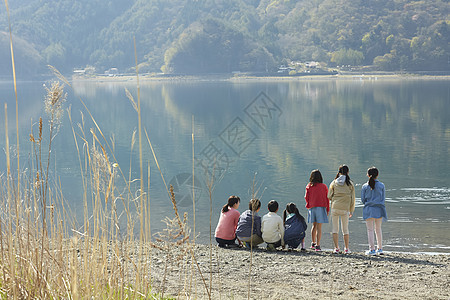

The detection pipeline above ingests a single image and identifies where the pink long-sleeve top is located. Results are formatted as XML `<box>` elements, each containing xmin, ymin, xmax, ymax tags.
<box><xmin>214</xmin><ymin>207</ymin><xmax>241</xmax><ymax>240</ymax></box>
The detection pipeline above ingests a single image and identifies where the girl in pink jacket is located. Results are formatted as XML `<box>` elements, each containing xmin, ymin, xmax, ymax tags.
<box><xmin>214</xmin><ymin>196</ymin><xmax>241</xmax><ymax>248</ymax></box>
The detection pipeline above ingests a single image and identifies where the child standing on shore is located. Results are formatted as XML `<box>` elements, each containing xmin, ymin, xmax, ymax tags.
<box><xmin>328</xmin><ymin>165</ymin><xmax>355</xmax><ymax>254</ymax></box>
<box><xmin>361</xmin><ymin>167</ymin><xmax>387</xmax><ymax>255</ymax></box>
<box><xmin>305</xmin><ymin>169</ymin><xmax>329</xmax><ymax>251</ymax></box>
<box><xmin>214</xmin><ymin>196</ymin><xmax>241</xmax><ymax>248</ymax></box>
<box><xmin>236</xmin><ymin>198</ymin><xmax>264</xmax><ymax>247</ymax></box>
<box><xmin>283</xmin><ymin>203</ymin><xmax>307</xmax><ymax>250</ymax></box>
<box><xmin>261</xmin><ymin>200</ymin><xmax>284</xmax><ymax>251</ymax></box>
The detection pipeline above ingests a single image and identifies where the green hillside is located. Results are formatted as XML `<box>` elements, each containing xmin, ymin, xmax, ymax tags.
<box><xmin>1</xmin><ymin>0</ymin><xmax>449</xmax><ymax>77</ymax></box>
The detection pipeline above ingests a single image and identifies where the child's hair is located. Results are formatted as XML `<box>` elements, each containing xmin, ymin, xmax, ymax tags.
<box><xmin>335</xmin><ymin>164</ymin><xmax>352</xmax><ymax>186</ymax></box>
<box><xmin>267</xmin><ymin>200</ymin><xmax>278</xmax><ymax>212</ymax></box>
<box><xmin>249</xmin><ymin>198</ymin><xmax>261</xmax><ymax>211</ymax></box>
<box><xmin>222</xmin><ymin>195</ymin><xmax>240</xmax><ymax>213</ymax></box>
<box><xmin>309</xmin><ymin>169</ymin><xmax>323</xmax><ymax>186</ymax></box>
<box><xmin>367</xmin><ymin>166</ymin><xmax>379</xmax><ymax>190</ymax></box>
<box><xmin>283</xmin><ymin>202</ymin><xmax>305</xmax><ymax>224</ymax></box>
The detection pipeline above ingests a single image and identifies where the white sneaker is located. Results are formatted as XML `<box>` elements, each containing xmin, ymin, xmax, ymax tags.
<box><xmin>365</xmin><ymin>249</ymin><xmax>376</xmax><ymax>255</ymax></box>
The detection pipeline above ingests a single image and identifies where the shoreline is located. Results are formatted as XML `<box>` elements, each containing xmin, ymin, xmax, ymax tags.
<box><xmin>2</xmin><ymin>73</ymin><xmax>449</xmax><ymax>84</ymax></box>
<box><xmin>69</xmin><ymin>72</ymin><xmax>450</xmax><ymax>84</ymax></box>
<box><xmin>197</xmin><ymin>242</ymin><xmax>450</xmax><ymax>256</ymax></box>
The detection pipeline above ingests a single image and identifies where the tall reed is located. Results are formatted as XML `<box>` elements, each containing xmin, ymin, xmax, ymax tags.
<box><xmin>2</xmin><ymin>62</ymin><xmax>161</xmax><ymax>300</ymax></box>
<box><xmin>2</xmin><ymin>3</ymin><xmax>211</xmax><ymax>297</ymax></box>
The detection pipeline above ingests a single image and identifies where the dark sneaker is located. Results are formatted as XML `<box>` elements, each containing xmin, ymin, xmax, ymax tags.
<box><xmin>266</xmin><ymin>244</ymin><xmax>276</xmax><ymax>252</ymax></box>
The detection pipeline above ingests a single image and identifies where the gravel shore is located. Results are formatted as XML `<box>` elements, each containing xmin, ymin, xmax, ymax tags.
<box><xmin>147</xmin><ymin>244</ymin><xmax>449</xmax><ymax>299</ymax></box>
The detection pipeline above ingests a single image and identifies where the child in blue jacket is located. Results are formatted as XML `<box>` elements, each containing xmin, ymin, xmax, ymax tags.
<box><xmin>236</xmin><ymin>198</ymin><xmax>263</xmax><ymax>247</ymax></box>
<box><xmin>361</xmin><ymin>167</ymin><xmax>387</xmax><ymax>255</ymax></box>
<box><xmin>283</xmin><ymin>203</ymin><xmax>307</xmax><ymax>251</ymax></box>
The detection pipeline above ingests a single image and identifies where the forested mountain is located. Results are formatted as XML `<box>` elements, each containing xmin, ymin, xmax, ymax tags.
<box><xmin>1</xmin><ymin>0</ymin><xmax>449</xmax><ymax>77</ymax></box>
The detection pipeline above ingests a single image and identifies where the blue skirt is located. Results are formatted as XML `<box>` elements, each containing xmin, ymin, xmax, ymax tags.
<box><xmin>307</xmin><ymin>207</ymin><xmax>328</xmax><ymax>223</ymax></box>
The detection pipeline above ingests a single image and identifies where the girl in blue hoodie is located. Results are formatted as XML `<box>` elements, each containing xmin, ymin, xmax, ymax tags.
<box><xmin>283</xmin><ymin>203</ymin><xmax>307</xmax><ymax>251</ymax></box>
<box><xmin>361</xmin><ymin>167</ymin><xmax>387</xmax><ymax>255</ymax></box>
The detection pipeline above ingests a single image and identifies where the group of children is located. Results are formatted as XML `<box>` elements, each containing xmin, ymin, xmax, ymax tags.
<box><xmin>214</xmin><ymin>165</ymin><xmax>387</xmax><ymax>255</ymax></box>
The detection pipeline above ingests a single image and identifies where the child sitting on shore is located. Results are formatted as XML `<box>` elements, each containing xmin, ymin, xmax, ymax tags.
<box><xmin>261</xmin><ymin>200</ymin><xmax>284</xmax><ymax>251</ymax></box>
<box><xmin>214</xmin><ymin>195</ymin><xmax>241</xmax><ymax>248</ymax></box>
<box><xmin>236</xmin><ymin>199</ymin><xmax>263</xmax><ymax>248</ymax></box>
<box><xmin>283</xmin><ymin>203</ymin><xmax>307</xmax><ymax>251</ymax></box>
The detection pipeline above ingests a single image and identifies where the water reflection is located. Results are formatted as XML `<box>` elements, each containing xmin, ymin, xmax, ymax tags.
<box><xmin>1</xmin><ymin>78</ymin><xmax>449</xmax><ymax>252</ymax></box>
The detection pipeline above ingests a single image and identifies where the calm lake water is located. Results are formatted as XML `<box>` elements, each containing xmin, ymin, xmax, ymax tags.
<box><xmin>1</xmin><ymin>77</ymin><xmax>449</xmax><ymax>253</ymax></box>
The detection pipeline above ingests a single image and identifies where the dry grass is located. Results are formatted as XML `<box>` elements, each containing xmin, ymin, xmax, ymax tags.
<box><xmin>1</xmin><ymin>74</ymin><xmax>215</xmax><ymax>299</ymax></box>
<box><xmin>0</xmin><ymin>41</ymin><xmax>207</xmax><ymax>300</ymax></box>
<box><xmin>2</xmin><ymin>79</ymin><xmax>140</xmax><ymax>298</ymax></box>
<box><xmin>1</xmin><ymin>4</ymin><xmax>218</xmax><ymax>298</ymax></box>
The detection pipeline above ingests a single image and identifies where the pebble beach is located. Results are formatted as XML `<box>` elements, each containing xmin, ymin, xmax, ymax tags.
<box><xmin>147</xmin><ymin>243</ymin><xmax>449</xmax><ymax>299</ymax></box>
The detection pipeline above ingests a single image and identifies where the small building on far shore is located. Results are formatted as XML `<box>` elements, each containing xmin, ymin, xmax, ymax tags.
<box><xmin>277</xmin><ymin>65</ymin><xmax>296</xmax><ymax>73</ymax></box>
<box><xmin>305</xmin><ymin>61</ymin><xmax>319</xmax><ymax>69</ymax></box>
<box><xmin>73</xmin><ymin>66</ymin><xmax>96</xmax><ymax>76</ymax></box>
<box><xmin>105</xmin><ymin>68</ymin><xmax>119</xmax><ymax>77</ymax></box>
<box><xmin>73</xmin><ymin>69</ymin><xmax>86</xmax><ymax>75</ymax></box>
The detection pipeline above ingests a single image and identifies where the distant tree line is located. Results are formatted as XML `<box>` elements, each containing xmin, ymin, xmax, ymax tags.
<box><xmin>0</xmin><ymin>0</ymin><xmax>448</xmax><ymax>77</ymax></box>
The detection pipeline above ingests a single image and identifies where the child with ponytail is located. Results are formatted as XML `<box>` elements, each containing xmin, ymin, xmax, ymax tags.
<box><xmin>214</xmin><ymin>195</ymin><xmax>241</xmax><ymax>248</ymax></box>
<box><xmin>361</xmin><ymin>167</ymin><xmax>387</xmax><ymax>255</ymax></box>
<box><xmin>328</xmin><ymin>165</ymin><xmax>355</xmax><ymax>254</ymax></box>
<box><xmin>283</xmin><ymin>203</ymin><xmax>307</xmax><ymax>251</ymax></box>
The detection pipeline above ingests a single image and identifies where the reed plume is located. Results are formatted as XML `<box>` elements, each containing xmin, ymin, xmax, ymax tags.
<box><xmin>44</xmin><ymin>81</ymin><xmax>67</xmax><ymax>125</ymax></box>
